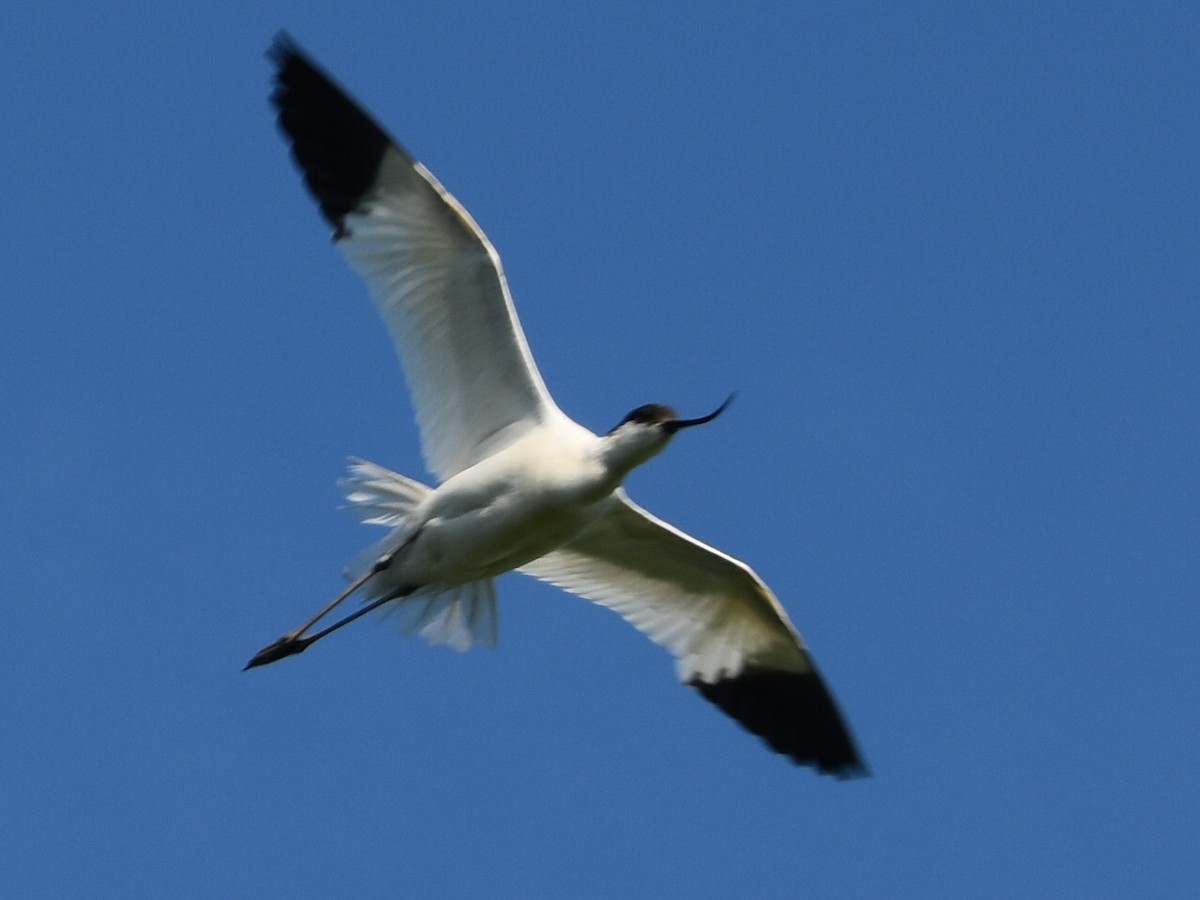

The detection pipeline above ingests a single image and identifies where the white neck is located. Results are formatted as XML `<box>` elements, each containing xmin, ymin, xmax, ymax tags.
<box><xmin>598</xmin><ymin>424</ymin><xmax>671</xmax><ymax>484</ymax></box>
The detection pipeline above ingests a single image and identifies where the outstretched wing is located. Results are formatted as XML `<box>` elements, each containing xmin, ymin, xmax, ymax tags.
<box><xmin>269</xmin><ymin>35</ymin><xmax>566</xmax><ymax>482</ymax></box>
<box><xmin>520</xmin><ymin>492</ymin><xmax>866</xmax><ymax>778</ymax></box>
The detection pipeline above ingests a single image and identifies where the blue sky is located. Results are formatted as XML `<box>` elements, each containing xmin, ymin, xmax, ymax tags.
<box><xmin>2</xmin><ymin>1</ymin><xmax>1196</xmax><ymax>896</ymax></box>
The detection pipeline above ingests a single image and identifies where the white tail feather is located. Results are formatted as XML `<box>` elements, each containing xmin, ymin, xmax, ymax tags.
<box><xmin>378</xmin><ymin>580</ymin><xmax>498</xmax><ymax>651</ymax></box>
<box><xmin>339</xmin><ymin>456</ymin><xmax>431</xmax><ymax>526</ymax></box>
<box><xmin>338</xmin><ymin>457</ymin><xmax>498</xmax><ymax>651</ymax></box>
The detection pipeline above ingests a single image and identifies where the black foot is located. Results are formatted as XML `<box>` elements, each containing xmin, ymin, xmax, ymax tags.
<box><xmin>244</xmin><ymin>634</ymin><xmax>312</xmax><ymax>670</ymax></box>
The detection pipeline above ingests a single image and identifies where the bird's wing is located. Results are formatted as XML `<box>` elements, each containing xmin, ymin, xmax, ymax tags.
<box><xmin>519</xmin><ymin>491</ymin><xmax>866</xmax><ymax>777</ymax></box>
<box><xmin>269</xmin><ymin>36</ymin><xmax>564</xmax><ymax>482</ymax></box>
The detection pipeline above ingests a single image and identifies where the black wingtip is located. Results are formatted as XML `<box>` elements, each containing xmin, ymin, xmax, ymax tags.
<box><xmin>267</xmin><ymin>33</ymin><xmax>392</xmax><ymax>236</ymax></box>
<box><xmin>266</xmin><ymin>30</ymin><xmax>299</xmax><ymax>66</ymax></box>
<box><xmin>691</xmin><ymin>668</ymin><xmax>868</xmax><ymax>779</ymax></box>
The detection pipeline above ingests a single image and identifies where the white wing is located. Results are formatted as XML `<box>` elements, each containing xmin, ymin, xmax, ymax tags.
<box><xmin>269</xmin><ymin>36</ymin><xmax>564</xmax><ymax>481</ymax></box>
<box><xmin>519</xmin><ymin>491</ymin><xmax>866</xmax><ymax>777</ymax></box>
<box><xmin>520</xmin><ymin>491</ymin><xmax>808</xmax><ymax>682</ymax></box>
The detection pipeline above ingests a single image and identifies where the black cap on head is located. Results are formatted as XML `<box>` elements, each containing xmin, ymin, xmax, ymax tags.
<box><xmin>609</xmin><ymin>394</ymin><xmax>735</xmax><ymax>435</ymax></box>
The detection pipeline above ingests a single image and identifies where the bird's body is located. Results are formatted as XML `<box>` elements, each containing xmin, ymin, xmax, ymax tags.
<box><xmin>370</xmin><ymin>422</ymin><xmax>613</xmax><ymax>590</ymax></box>
<box><xmin>249</xmin><ymin>34</ymin><xmax>866</xmax><ymax>778</ymax></box>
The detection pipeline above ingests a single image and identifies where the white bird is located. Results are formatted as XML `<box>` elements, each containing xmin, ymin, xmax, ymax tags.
<box><xmin>247</xmin><ymin>34</ymin><xmax>866</xmax><ymax>778</ymax></box>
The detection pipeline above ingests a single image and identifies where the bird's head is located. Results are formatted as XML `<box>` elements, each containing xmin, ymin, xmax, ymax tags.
<box><xmin>602</xmin><ymin>394</ymin><xmax>735</xmax><ymax>475</ymax></box>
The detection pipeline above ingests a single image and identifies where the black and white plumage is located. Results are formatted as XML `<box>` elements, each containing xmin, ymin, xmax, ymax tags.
<box><xmin>250</xmin><ymin>34</ymin><xmax>866</xmax><ymax>778</ymax></box>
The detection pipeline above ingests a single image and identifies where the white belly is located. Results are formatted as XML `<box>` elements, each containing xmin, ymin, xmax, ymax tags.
<box><xmin>371</xmin><ymin>432</ymin><xmax>616</xmax><ymax>592</ymax></box>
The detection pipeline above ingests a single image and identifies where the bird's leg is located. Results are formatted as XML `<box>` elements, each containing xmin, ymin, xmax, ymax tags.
<box><xmin>285</xmin><ymin>591</ymin><xmax>404</xmax><ymax>650</ymax></box>
<box><xmin>243</xmin><ymin>541</ymin><xmax>407</xmax><ymax>670</ymax></box>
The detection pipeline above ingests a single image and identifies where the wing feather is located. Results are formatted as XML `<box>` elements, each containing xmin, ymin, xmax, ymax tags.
<box><xmin>519</xmin><ymin>492</ymin><xmax>866</xmax><ymax>776</ymax></box>
<box><xmin>270</xmin><ymin>36</ymin><xmax>564</xmax><ymax>481</ymax></box>
<box><xmin>520</xmin><ymin>492</ymin><xmax>808</xmax><ymax>681</ymax></box>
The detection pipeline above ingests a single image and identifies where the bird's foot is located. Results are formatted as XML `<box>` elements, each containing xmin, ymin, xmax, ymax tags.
<box><xmin>244</xmin><ymin>633</ymin><xmax>312</xmax><ymax>670</ymax></box>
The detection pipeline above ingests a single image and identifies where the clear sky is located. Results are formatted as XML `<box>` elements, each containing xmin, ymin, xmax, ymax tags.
<box><xmin>2</xmin><ymin>2</ymin><xmax>1196</xmax><ymax>897</ymax></box>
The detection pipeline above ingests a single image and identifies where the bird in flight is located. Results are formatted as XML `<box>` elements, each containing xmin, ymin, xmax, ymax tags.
<box><xmin>248</xmin><ymin>33</ymin><xmax>866</xmax><ymax>778</ymax></box>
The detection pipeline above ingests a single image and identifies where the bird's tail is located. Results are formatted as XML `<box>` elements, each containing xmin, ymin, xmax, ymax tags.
<box><xmin>339</xmin><ymin>456</ymin><xmax>431</xmax><ymax>527</ymax></box>
<box><xmin>337</xmin><ymin>457</ymin><xmax>498</xmax><ymax>651</ymax></box>
<box><xmin>338</xmin><ymin>456</ymin><xmax>431</xmax><ymax>585</ymax></box>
